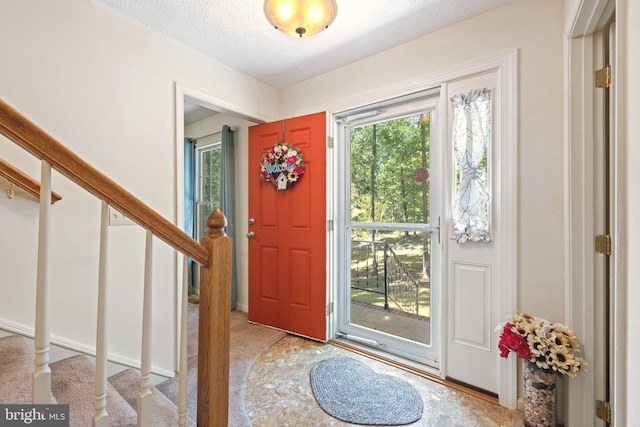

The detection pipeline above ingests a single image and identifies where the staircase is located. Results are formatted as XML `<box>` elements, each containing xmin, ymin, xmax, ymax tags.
<box><xmin>0</xmin><ymin>304</ymin><xmax>199</xmax><ymax>427</ymax></box>
<box><xmin>0</xmin><ymin>286</ymin><xmax>224</xmax><ymax>426</ymax></box>
<box><xmin>0</xmin><ymin>98</ymin><xmax>232</xmax><ymax>426</ymax></box>
<box><xmin>0</xmin><ymin>303</ymin><xmax>288</xmax><ymax>426</ymax></box>
<box><xmin>0</xmin><ymin>335</ymin><xmax>197</xmax><ymax>427</ymax></box>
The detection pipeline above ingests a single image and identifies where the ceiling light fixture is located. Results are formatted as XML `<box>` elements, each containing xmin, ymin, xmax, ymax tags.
<box><xmin>263</xmin><ymin>0</ymin><xmax>338</xmax><ymax>39</ymax></box>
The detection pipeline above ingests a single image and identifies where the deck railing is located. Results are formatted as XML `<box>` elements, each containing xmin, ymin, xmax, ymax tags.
<box><xmin>0</xmin><ymin>98</ymin><xmax>231</xmax><ymax>426</ymax></box>
<box><xmin>351</xmin><ymin>239</ymin><xmax>421</xmax><ymax>314</ymax></box>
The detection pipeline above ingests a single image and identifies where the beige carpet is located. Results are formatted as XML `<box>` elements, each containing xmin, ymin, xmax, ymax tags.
<box><xmin>108</xmin><ymin>368</ymin><xmax>196</xmax><ymax>427</ymax></box>
<box><xmin>50</xmin><ymin>354</ymin><xmax>138</xmax><ymax>427</ymax></box>
<box><xmin>228</xmin><ymin>312</ymin><xmax>287</xmax><ymax>425</ymax></box>
<box><xmin>0</xmin><ymin>335</ymin><xmax>36</xmax><ymax>404</ymax></box>
<box><xmin>154</xmin><ymin>302</ymin><xmax>287</xmax><ymax>426</ymax></box>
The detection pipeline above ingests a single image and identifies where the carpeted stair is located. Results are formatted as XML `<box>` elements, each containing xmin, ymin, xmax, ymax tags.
<box><xmin>51</xmin><ymin>355</ymin><xmax>138</xmax><ymax>427</ymax></box>
<box><xmin>108</xmin><ymin>368</ymin><xmax>196</xmax><ymax>427</ymax></box>
<box><xmin>0</xmin><ymin>335</ymin><xmax>39</xmax><ymax>404</ymax></box>
<box><xmin>0</xmin><ymin>335</ymin><xmax>196</xmax><ymax>427</ymax></box>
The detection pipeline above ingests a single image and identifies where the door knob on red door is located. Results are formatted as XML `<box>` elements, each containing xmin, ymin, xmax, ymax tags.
<box><xmin>246</xmin><ymin>231</ymin><xmax>255</xmax><ymax>239</ymax></box>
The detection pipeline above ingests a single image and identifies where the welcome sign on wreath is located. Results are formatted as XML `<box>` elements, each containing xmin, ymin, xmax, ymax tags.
<box><xmin>260</xmin><ymin>141</ymin><xmax>306</xmax><ymax>190</ymax></box>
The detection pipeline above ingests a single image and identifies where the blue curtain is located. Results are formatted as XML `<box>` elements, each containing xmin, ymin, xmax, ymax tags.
<box><xmin>220</xmin><ymin>125</ymin><xmax>237</xmax><ymax>310</ymax></box>
<box><xmin>184</xmin><ymin>138</ymin><xmax>196</xmax><ymax>292</ymax></box>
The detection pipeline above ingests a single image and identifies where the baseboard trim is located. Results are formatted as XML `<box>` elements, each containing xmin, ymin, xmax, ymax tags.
<box><xmin>0</xmin><ymin>318</ymin><xmax>175</xmax><ymax>378</ymax></box>
<box><xmin>0</xmin><ymin>318</ymin><xmax>33</xmax><ymax>338</ymax></box>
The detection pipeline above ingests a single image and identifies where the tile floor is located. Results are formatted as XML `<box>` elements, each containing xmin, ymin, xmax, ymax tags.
<box><xmin>245</xmin><ymin>335</ymin><xmax>524</xmax><ymax>427</ymax></box>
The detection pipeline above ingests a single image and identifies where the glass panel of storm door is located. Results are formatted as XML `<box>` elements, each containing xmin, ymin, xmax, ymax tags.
<box><xmin>349</xmin><ymin>112</ymin><xmax>432</xmax><ymax>345</ymax></box>
<box><xmin>350</xmin><ymin>229</ymin><xmax>432</xmax><ymax>345</ymax></box>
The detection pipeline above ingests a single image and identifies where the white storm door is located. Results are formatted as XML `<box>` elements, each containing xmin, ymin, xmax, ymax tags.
<box><xmin>336</xmin><ymin>92</ymin><xmax>442</xmax><ymax>367</ymax></box>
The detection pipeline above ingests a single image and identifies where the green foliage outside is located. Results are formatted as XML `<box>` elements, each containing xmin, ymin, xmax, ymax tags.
<box><xmin>350</xmin><ymin>114</ymin><xmax>431</xmax><ymax>224</ymax></box>
<box><xmin>349</xmin><ymin>113</ymin><xmax>433</xmax><ymax>318</ymax></box>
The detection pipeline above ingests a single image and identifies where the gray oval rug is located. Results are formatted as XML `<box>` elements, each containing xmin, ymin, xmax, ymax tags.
<box><xmin>310</xmin><ymin>357</ymin><xmax>424</xmax><ymax>425</ymax></box>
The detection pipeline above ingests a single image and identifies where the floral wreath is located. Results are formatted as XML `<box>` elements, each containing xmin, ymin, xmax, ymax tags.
<box><xmin>260</xmin><ymin>141</ymin><xmax>305</xmax><ymax>189</ymax></box>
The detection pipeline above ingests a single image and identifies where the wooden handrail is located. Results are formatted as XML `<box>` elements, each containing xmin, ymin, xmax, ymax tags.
<box><xmin>0</xmin><ymin>98</ymin><xmax>209</xmax><ymax>266</ymax></box>
<box><xmin>0</xmin><ymin>157</ymin><xmax>62</xmax><ymax>203</ymax></box>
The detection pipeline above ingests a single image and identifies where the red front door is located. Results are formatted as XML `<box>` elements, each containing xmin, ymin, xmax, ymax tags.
<box><xmin>248</xmin><ymin>112</ymin><xmax>327</xmax><ymax>341</ymax></box>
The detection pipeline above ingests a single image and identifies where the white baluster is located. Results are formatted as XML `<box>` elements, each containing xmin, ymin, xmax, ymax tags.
<box><xmin>178</xmin><ymin>255</ymin><xmax>189</xmax><ymax>426</ymax></box>
<box><xmin>137</xmin><ymin>230</ymin><xmax>153</xmax><ymax>427</ymax></box>
<box><xmin>93</xmin><ymin>201</ymin><xmax>109</xmax><ymax>427</ymax></box>
<box><xmin>33</xmin><ymin>161</ymin><xmax>52</xmax><ymax>403</ymax></box>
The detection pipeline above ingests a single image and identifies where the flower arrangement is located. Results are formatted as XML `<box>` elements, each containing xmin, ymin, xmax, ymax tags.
<box><xmin>260</xmin><ymin>141</ymin><xmax>305</xmax><ymax>189</ymax></box>
<box><xmin>498</xmin><ymin>312</ymin><xmax>586</xmax><ymax>377</ymax></box>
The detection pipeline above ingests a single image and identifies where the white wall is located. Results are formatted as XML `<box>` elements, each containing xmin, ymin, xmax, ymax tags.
<box><xmin>0</xmin><ymin>0</ymin><xmax>277</xmax><ymax>372</ymax></box>
<box><xmin>280</xmin><ymin>0</ymin><xmax>566</xmax><ymax>321</ymax></box>
<box><xmin>185</xmin><ymin>115</ymin><xmax>218</xmax><ymax>140</ymax></box>
<box><xmin>622</xmin><ymin>0</ymin><xmax>640</xmax><ymax>421</ymax></box>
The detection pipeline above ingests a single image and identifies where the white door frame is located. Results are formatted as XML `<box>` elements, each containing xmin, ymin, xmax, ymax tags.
<box><xmin>564</xmin><ymin>0</ymin><xmax>626</xmax><ymax>425</ymax></box>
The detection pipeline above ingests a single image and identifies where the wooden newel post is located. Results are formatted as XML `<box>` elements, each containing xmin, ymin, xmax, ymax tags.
<box><xmin>197</xmin><ymin>208</ymin><xmax>232</xmax><ymax>426</ymax></box>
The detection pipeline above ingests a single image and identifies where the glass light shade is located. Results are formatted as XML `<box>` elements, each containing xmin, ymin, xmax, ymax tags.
<box><xmin>264</xmin><ymin>0</ymin><xmax>338</xmax><ymax>38</ymax></box>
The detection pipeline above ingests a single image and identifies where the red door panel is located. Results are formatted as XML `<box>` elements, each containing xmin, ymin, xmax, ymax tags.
<box><xmin>259</xmin><ymin>246</ymin><xmax>279</xmax><ymax>302</ymax></box>
<box><xmin>248</xmin><ymin>112</ymin><xmax>326</xmax><ymax>341</ymax></box>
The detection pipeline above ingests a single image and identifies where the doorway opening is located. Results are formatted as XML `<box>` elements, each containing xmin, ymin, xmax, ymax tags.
<box><xmin>183</xmin><ymin>104</ymin><xmax>220</xmax><ymax>294</ymax></box>
<box><xmin>174</xmin><ymin>83</ymin><xmax>263</xmax><ymax>360</ymax></box>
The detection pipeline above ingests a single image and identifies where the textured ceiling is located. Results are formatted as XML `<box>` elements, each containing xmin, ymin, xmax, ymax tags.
<box><xmin>94</xmin><ymin>0</ymin><xmax>515</xmax><ymax>89</ymax></box>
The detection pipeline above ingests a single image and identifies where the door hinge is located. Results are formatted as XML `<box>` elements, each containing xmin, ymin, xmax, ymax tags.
<box><xmin>596</xmin><ymin>400</ymin><xmax>611</xmax><ymax>423</ymax></box>
<box><xmin>327</xmin><ymin>302</ymin><xmax>334</xmax><ymax>316</ymax></box>
<box><xmin>327</xmin><ymin>219</ymin><xmax>334</xmax><ymax>232</ymax></box>
<box><xmin>327</xmin><ymin>136</ymin><xmax>334</xmax><ymax>149</ymax></box>
<box><xmin>595</xmin><ymin>234</ymin><xmax>612</xmax><ymax>255</ymax></box>
<box><xmin>595</xmin><ymin>64</ymin><xmax>611</xmax><ymax>88</ymax></box>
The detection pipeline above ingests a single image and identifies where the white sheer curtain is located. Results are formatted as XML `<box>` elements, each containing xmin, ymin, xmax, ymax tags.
<box><xmin>451</xmin><ymin>88</ymin><xmax>491</xmax><ymax>243</ymax></box>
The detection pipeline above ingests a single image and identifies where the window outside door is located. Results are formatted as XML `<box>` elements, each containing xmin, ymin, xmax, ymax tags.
<box><xmin>337</xmin><ymin>95</ymin><xmax>441</xmax><ymax>367</ymax></box>
<box><xmin>195</xmin><ymin>134</ymin><xmax>221</xmax><ymax>241</ymax></box>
